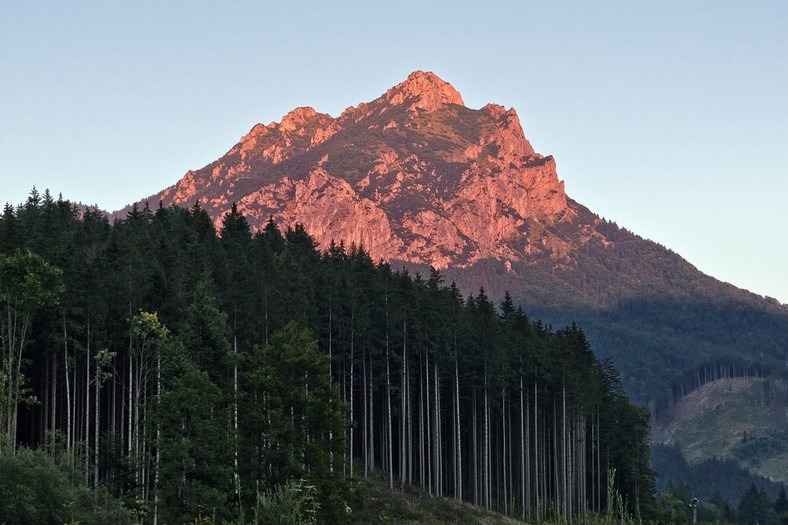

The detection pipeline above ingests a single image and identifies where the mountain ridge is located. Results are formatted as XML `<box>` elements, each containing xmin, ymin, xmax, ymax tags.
<box><xmin>123</xmin><ymin>71</ymin><xmax>787</xmax><ymax>405</ymax></box>
<box><xmin>126</xmin><ymin>70</ymin><xmax>570</xmax><ymax>269</ymax></box>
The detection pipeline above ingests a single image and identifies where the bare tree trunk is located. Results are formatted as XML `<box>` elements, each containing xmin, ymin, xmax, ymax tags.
<box><xmin>50</xmin><ymin>346</ymin><xmax>57</xmax><ymax>445</ymax></box>
<box><xmin>94</xmin><ymin>358</ymin><xmax>100</xmax><ymax>487</ymax></box>
<box><xmin>454</xmin><ymin>352</ymin><xmax>462</xmax><ymax>501</ymax></box>
<box><xmin>85</xmin><ymin>320</ymin><xmax>91</xmax><ymax>482</ymax></box>
<box><xmin>233</xmin><ymin>334</ymin><xmax>239</xmax><ymax>503</ymax></box>
<box><xmin>153</xmin><ymin>351</ymin><xmax>160</xmax><ymax>524</ymax></box>
<box><xmin>534</xmin><ymin>377</ymin><xmax>540</xmax><ymax>519</ymax></box>
<box><xmin>406</xmin><ymin>335</ymin><xmax>413</xmax><ymax>487</ymax></box>
<box><xmin>349</xmin><ymin>321</ymin><xmax>355</xmax><ymax>477</ymax></box>
<box><xmin>385</xmin><ymin>317</ymin><xmax>394</xmax><ymax>490</ymax></box>
<box><xmin>400</xmin><ymin>318</ymin><xmax>407</xmax><ymax>489</ymax></box>
<box><xmin>472</xmin><ymin>387</ymin><xmax>478</xmax><ymax>506</ymax></box>
<box><xmin>419</xmin><ymin>351</ymin><xmax>426</xmax><ymax>490</ymax></box>
<box><xmin>62</xmin><ymin>315</ymin><xmax>72</xmax><ymax>454</ymax></box>
<box><xmin>424</xmin><ymin>350</ymin><xmax>431</xmax><ymax>495</ymax></box>
<box><xmin>484</xmin><ymin>368</ymin><xmax>491</xmax><ymax>510</ymax></box>
<box><xmin>520</xmin><ymin>376</ymin><xmax>526</xmax><ymax>517</ymax></box>
<box><xmin>502</xmin><ymin>387</ymin><xmax>507</xmax><ymax>515</ymax></box>
<box><xmin>433</xmin><ymin>361</ymin><xmax>441</xmax><ymax>497</ymax></box>
<box><xmin>362</xmin><ymin>344</ymin><xmax>368</xmax><ymax>477</ymax></box>
<box><xmin>368</xmin><ymin>349</ymin><xmax>375</xmax><ymax>474</ymax></box>
<box><xmin>562</xmin><ymin>377</ymin><xmax>567</xmax><ymax>518</ymax></box>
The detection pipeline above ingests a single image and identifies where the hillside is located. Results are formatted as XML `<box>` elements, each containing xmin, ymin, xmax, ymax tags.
<box><xmin>652</xmin><ymin>377</ymin><xmax>788</xmax><ymax>484</ymax></box>
<box><xmin>353</xmin><ymin>470</ymin><xmax>523</xmax><ymax>524</ymax></box>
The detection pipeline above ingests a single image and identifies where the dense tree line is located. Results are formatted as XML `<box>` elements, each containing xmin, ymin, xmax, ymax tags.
<box><xmin>658</xmin><ymin>477</ymin><xmax>788</xmax><ymax>525</ymax></box>
<box><xmin>0</xmin><ymin>190</ymin><xmax>657</xmax><ymax>522</ymax></box>
<box><xmin>652</xmin><ymin>444</ymin><xmax>783</xmax><ymax>505</ymax></box>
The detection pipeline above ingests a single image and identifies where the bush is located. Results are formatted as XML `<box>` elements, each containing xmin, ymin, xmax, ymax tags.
<box><xmin>0</xmin><ymin>446</ymin><xmax>129</xmax><ymax>524</ymax></box>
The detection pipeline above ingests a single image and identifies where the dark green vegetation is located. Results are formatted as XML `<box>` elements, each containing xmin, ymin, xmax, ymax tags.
<box><xmin>652</xmin><ymin>444</ymin><xmax>782</xmax><ymax>505</ymax></box>
<box><xmin>657</xmin><ymin>476</ymin><xmax>788</xmax><ymax>525</ymax></box>
<box><xmin>0</xmin><ymin>190</ymin><xmax>657</xmax><ymax>523</ymax></box>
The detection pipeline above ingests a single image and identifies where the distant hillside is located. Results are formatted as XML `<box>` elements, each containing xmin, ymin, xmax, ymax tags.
<box><xmin>652</xmin><ymin>377</ymin><xmax>788</xmax><ymax>485</ymax></box>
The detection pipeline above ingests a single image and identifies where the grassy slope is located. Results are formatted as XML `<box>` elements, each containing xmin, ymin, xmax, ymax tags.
<box><xmin>652</xmin><ymin>377</ymin><xmax>788</xmax><ymax>483</ymax></box>
<box><xmin>351</xmin><ymin>470</ymin><xmax>524</xmax><ymax>525</ymax></box>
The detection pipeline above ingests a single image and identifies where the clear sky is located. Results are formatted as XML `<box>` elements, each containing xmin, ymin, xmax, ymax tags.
<box><xmin>1</xmin><ymin>1</ymin><xmax>786</xmax><ymax>303</ymax></box>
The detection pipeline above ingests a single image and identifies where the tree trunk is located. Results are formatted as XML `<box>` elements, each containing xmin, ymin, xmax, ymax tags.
<box><xmin>400</xmin><ymin>318</ymin><xmax>407</xmax><ymax>489</ymax></box>
<box><xmin>85</xmin><ymin>320</ymin><xmax>91</xmax><ymax>482</ymax></box>
<box><xmin>385</xmin><ymin>314</ymin><xmax>394</xmax><ymax>490</ymax></box>
<box><xmin>64</xmin><ymin>315</ymin><xmax>72</xmax><ymax>453</ymax></box>
<box><xmin>454</xmin><ymin>353</ymin><xmax>462</xmax><ymax>501</ymax></box>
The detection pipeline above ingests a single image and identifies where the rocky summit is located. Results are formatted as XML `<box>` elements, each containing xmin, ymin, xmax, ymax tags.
<box><xmin>139</xmin><ymin>71</ymin><xmax>575</xmax><ymax>269</ymax></box>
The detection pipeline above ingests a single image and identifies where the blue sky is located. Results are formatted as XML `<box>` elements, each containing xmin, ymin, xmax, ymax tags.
<box><xmin>1</xmin><ymin>1</ymin><xmax>786</xmax><ymax>303</ymax></box>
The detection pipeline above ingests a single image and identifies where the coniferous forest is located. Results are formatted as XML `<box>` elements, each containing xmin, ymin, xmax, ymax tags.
<box><xmin>0</xmin><ymin>190</ymin><xmax>658</xmax><ymax>523</ymax></box>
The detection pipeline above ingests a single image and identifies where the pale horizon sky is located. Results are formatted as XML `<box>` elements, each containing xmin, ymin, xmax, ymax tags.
<box><xmin>1</xmin><ymin>2</ymin><xmax>786</xmax><ymax>304</ymax></box>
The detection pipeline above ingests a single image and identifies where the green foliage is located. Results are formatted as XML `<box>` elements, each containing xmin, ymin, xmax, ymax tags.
<box><xmin>738</xmin><ymin>483</ymin><xmax>781</xmax><ymax>525</ymax></box>
<box><xmin>0</xmin><ymin>248</ymin><xmax>64</xmax><ymax>452</ymax></box>
<box><xmin>154</xmin><ymin>368</ymin><xmax>233</xmax><ymax>523</ymax></box>
<box><xmin>242</xmin><ymin>322</ymin><xmax>349</xmax><ymax>523</ymax></box>
<box><xmin>0</xmin><ymin>446</ymin><xmax>129</xmax><ymax>524</ymax></box>
<box><xmin>245</xmin><ymin>478</ymin><xmax>320</xmax><ymax>525</ymax></box>
<box><xmin>652</xmin><ymin>431</ymin><xmax>785</xmax><ymax>504</ymax></box>
<box><xmin>2</xmin><ymin>196</ymin><xmax>661</xmax><ymax>524</ymax></box>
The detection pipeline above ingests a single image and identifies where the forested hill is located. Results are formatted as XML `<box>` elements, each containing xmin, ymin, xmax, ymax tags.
<box><xmin>0</xmin><ymin>192</ymin><xmax>657</xmax><ymax>523</ymax></box>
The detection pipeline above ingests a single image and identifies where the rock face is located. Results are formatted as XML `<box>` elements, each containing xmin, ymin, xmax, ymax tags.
<box><xmin>135</xmin><ymin>70</ymin><xmax>572</xmax><ymax>268</ymax></box>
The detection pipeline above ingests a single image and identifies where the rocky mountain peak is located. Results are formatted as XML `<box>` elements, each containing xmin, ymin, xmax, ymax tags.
<box><xmin>135</xmin><ymin>71</ymin><xmax>572</xmax><ymax>269</ymax></box>
<box><xmin>278</xmin><ymin>106</ymin><xmax>325</xmax><ymax>131</ymax></box>
<box><xmin>383</xmin><ymin>70</ymin><xmax>465</xmax><ymax>112</ymax></box>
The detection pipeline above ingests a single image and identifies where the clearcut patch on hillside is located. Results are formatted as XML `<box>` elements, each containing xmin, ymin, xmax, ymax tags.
<box><xmin>652</xmin><ymin>377</ymin><xmax>788</xmax><ymax>483</ymax></box>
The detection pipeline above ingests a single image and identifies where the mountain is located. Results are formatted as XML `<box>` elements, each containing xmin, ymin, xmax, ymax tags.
<box><xmin>128</xmin><ymin>71</ymin><xmax>788</xmax><ymax>480</ymax></box>
<box><xmin>136</xmin><ymin>71</ymin><xmax>568</xmax><ymax>270</ymax></box>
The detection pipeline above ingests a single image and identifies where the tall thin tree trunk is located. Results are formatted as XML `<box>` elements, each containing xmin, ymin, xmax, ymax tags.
<box><xmin>434</xmin><ymin>361</ymin><xmax>441</xmax><ymax>497</ymax></box>
<box><xmin>385</xmin><ymin>312</ymin><xmax>393</xmax><ymax>490</ymax></box>
<box><xmin>520</xmin><ymin>376</ymin><xmax>526</xmax><ymax>517</ymax></box>
<box><xmin>362</xmin><ymin>344</ymin><xmax>368</xmax><ymax>477</ymax></box>
<box><xmin>483</xmin><ymin>367</ymin><xmax>490</xmax><ymax>509</ymax></box>
<box><xmin>424</xmin><ymin>350</ymin><xmax>431</xmax><ymax>495</ymax></box>
<box><xmin>94</xmin><ymin>357</ymin><xmax>100</xmax><ymax>488</ymax></box>
<box><xmin>419</xmin><ymin>351</ymin><xmax>425</xmax><ymax>490</ymax></box>
<box><xmin>349</xmin><ymin>321</ymin><xmax>355</xmax><ymax>477</ymax></box>
<box><xmin>400</xmin><ymin>318</ymin><xmax>407</xmax><ymax>489</ymax></box>
<box><xmin>472</xmin><ymin>387</ymin><xmax>478</xmax><ymax>506</ymax></box>
<box><xmin>154</xmin><ymin>350</ymin><xmax>160</xmax><ymax>525</ymax></box>
<box><xmin>233</xmin><ymin>333</ymin><xmax>239</xmax><ymax>505</ymax></box>
<box><xmin>534</xmin><ymin>377</ymin><xmax>539</xmax><ymax>519</ymax></box>
<box><xmin>369</xmin><ymin>351</ymin><xmax>374</xmax><ymax>474</ymax></box>
<box><xmin>64</xmin><ymin>314</ymin><xmax>72</xmax><ymax>453</ymax></box>
<box><xmin>454</xmin><ymin>352</ymin><xmax>462</xmax><ymax>501</ymax></box>
<box><xmin>50</xmin><ymin>346</ymin><xmax>57</xmax><ymax>445</ymax></box>
<box><xmin>562</xmin><ymin>376</ymin><xmax>567</xmax><ymax>518</ymax></box>
<box><xmin>85</xmin><ymin>320</ymin><xmax>91</xmax><ymax>482</ymax></box>
<box><xmin>502</xmin><ymin>387</ymin><xmax>507</xmax><ymax>515</ymax></box>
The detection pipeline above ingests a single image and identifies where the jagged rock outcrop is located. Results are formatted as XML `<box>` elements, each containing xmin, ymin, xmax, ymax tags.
<box><xmin>131</xmin><ymin>70</ymin><xmax>573</xmax><ymax>268</ymax></box>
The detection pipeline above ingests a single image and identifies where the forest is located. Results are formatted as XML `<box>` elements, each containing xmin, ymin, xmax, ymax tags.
<box><xmin>0</xmin><ymin>190</ymin><xmax>660</xmax><ymax>523</ymax></box>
